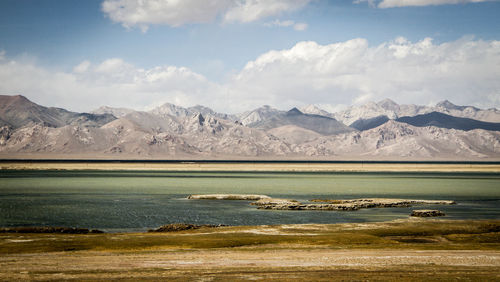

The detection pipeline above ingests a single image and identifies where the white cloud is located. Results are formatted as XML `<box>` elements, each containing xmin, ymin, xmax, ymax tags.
<box><xmin>94</xmin><ymin>58</ymin><xmax>131</xmax><ymax>73</ymax></box>
<box><xmin>73</xmin><ymin>60</ymin><xmax>91</xmax><ymax>73</ymax></box>
<box><xmin>264</xmin><ymin>19</ymin><xmax>308</xmax><ymax>31</ymax></box>
<box><xmin>101</xmin><ymin>0</ymin><xmax>311</xmax><ymax>30</ymax></box>
<box><xmin>0</xmin><ymin>37</ymin><xmax>499</xmax><ymax>113</ymax></box>
<box><xmin>101</xmin><ymin>0</ymin><xmax>233</xmax><ymax>30</ymax></box>
<box><xmin>353</xmin><ymin>0</ymin><xmax>376</xmax><ymax>7</ymax></box>
<box><xmin>293</xmin><ymin>22</ymin><xmax>308</xmax><ymax>31</ymax></box>
<box><xmin>379</xmin><ymin>0</ymin><xmax>493</xmax><ymax>8</ymax></box>
<box><xmin>226</xmin><ymin>37</ymin><xmax>500</xmax><ymax>111</ymax></box>
<box><xmin>355</xmin><ymin>0</ymin><xmax>495</xmax><ymax>8</ymax></box>
<box><xmin>223</xmin><ymin>0</ymin><xmax>311</xmax><ymax>23</ymax></box>
<box><xmin>0</xmin><ymin>50</ymin><xmax>5</xmax><ymax>61</ymax></box>
<box><xmin>0</xmin><ymin>57</ymin><xmax>221</xmax><ymax>112</ymax></box>
<box><xmin>265</xmin><ymin>19</ymin><xmax>295</xmax><ymax>27</ymax></box>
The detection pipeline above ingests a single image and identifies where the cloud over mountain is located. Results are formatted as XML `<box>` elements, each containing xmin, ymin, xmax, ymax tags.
<box><xmin>0</xmin><ymin>56</ymin><xmax>221</xmax><ymax>112</ymax></box>
<box><xmin>228</xmin><ymin>37</ymin><xmax>500</xmax><ymax>111</ymax></box>
<box><xmin>0</xmin><ymin>37</ymin><xmax>499</xmax><ymax>113</ymax></box>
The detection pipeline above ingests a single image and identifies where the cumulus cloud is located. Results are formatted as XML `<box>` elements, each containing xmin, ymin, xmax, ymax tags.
<box><xmin>0</xmin><ymin>56</ymin><xmax>221</xmax><ymax>112</ymax></box>
<box><xmin>73</xmin><ymin>60</ymin><xmax>91</xmax><ymax>73</ymax></box>
<box><xmin>355</xmin><ymin>0</ymin><xmax>495</xmax><ymax>8</ymax></box>
<box><xmin>264</xmin><ymin>19</ymin><xmax>308</xmax><ymax>31</ymax></box>
<box><xmin>379</xmin><ymin>0</ymin><xmax>493</xmax><ymax>8</ymax></box>
<box><xmin>101</xmin><ymin>0</ymin><xmax>233</xmax><ymax>31</ymax></box>
<box><xmin>102</xmin><ymin>0</ymin><xmax>311</xmax><ymax>31</ymax></box>
<box><xmin>226</xmin><ymin>37</ymin><xmax>500</xmax><ymax>111</ymax></box>
<box><xmin>223</xmin><ymin>0</ymin><xmax>311</xmax><ymax>23</ymax></box>
<box><xmin>0</xmin><ymin>37</ymin><xmax>499</xmax><ymax>113</ymax></box>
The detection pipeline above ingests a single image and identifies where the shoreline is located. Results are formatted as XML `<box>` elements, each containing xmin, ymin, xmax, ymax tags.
<box><xmin>2</xmin><ymin>161</ymin><xmax>500</xmax><ymax>172</ymax></box>
<box><xmin>1</xmin><ymin>219</ymin><xmax>498</xmax><ymax>248</ymax></box>
<box><xmin>1</xmin><ymin>219</ymin><xmax>498</xmax><ymax>280</ymax></box>
<box><xmin>0</xmin><ymin>217</ymin><xmax>496</xmax><ymax>234</ymax></box>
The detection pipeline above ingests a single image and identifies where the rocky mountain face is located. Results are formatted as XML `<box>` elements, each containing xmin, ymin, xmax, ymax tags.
<box><xmin>236</xmin><ymin>105</ymin><xmax>282</xmax><ymax>126</ymax></box>
<box><xmin>0</xmin><ymin>95</ymin><xmax>116</xmax><ymax>129</ymax></box>
<box><xmin>396</xmin><ymin>112</ymin><xmax>500</xmax><ymax>132</ymax></box>
<box><xmin>0</xmin><ymin>95</ymin><xmax>499</xmax><ymax>160</ymax></box>
<box><xmin>149</xmin><ymin>103</ymin><xmax>237</xmax><ymax>121</ymax></box>
<box><xmin>317</xmin><ymin>99</ymin><xmax>500</xmax><ymax>126</ymax></box>
<box><xmin>291</xmin><ymin>120</ymin><xmax>500</xmax><ymax>159</ymax></box>
<box><xmin>434</xmin><ymin>100</ymin><xmax>500</xmax><ymax>123</ymax></box>
<box><xmin>250</xmin><ymin>108</ymin><xmax>354</xmax><ymax>135</ymax></box>
<box><xmin>299</xmin><ymin>105</ymin><xmax>335</xmax><ymax>118</ymax></box>
<box><xmin>350</xmin><ymin>116</ymin><xmax>390</xmax><ymax>131</ymax></box>
<box><xmin>91</xmin><ymin>106</ymin><xmax>135</xmax><ymax>118</ymax></box>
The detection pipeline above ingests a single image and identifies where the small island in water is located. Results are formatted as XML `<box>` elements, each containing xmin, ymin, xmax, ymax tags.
<box><xmin>188</xmin><ymin>194</ymin><xmax>455</xmax><ymax>213</ymax></box>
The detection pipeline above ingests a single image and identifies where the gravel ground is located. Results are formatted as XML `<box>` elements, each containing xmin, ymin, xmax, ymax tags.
<box><xmin>1</xmin><ymin>249</ymin><xmax>499</xmax><ymax>281</ymax></box>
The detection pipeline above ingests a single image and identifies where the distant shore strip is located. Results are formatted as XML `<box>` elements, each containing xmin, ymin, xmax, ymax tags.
<box><xmin>1</xmin><ymin>160</ymin><xmax>500</xmax><ymax>172</ymax></box>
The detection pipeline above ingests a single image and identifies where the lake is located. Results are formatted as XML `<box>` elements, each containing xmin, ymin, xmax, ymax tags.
<box><xmin>0</xmin><ymin>170</ymin><xmax>499</xmax><ymax>232</ymax></box>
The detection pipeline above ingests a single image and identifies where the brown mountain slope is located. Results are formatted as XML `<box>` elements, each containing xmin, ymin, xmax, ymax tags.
<box><xmin>0</xmin><ymin>95</ymin><xmax>115</xmax><ymax>129</ymax></box>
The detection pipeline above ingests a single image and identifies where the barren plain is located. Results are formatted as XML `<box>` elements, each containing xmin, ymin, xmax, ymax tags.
<box><xmin>0</xmin><ymin>220</ymin><xmax>499</xmax><ymax>281</ymax></box>
<box><xmin>2</xmin><ymin>161</ymin><xmax>500</xmax><ymax>173</ymax></box>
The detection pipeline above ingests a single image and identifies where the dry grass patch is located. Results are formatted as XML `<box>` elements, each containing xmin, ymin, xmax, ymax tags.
<box><xmin>1</xmin><ymin>220</ymin><xmax>499</xmax><ymax>254</ymax></box>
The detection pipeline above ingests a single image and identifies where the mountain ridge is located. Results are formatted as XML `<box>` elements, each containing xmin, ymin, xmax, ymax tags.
<box><xmin>251</xmin><ymin>107</ymin><xmax>355</xmax><ymax>135</ymax></box>
<box><xmin>0</xmin><ymin>95</ymin><xmax>116</xmax><ymax>129</ymax></box>
<box><xmin>1</xmin><ymin>95</ymin><xmax>499</xmax><ymax>160</ymax></box>
<box><xmin>396</xmin><ymin>112</ymin><xmax>500</xmax><ymax>132</ymax></box>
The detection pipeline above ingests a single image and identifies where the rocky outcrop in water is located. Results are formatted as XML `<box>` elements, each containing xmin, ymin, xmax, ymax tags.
<box><xmin>411</xmin><ymin>210</ymin><xmax>446</xmax><ymax>217</ymax></box>
<box><xmin>310</xmin><ymin>198</ymin><xmax>456</xmax><ymax>208</ymax></box>
<box><xmin>148</xmin><ymin>223</ymin><xmax>225</xmax><ymax>232</ymax></box>
<box><xmin>189</xmin><ymin>195</ymin><xmax>456</xmax><ymax>212</ymax></box>
<box><xmin>251</xmin><ymin>198</ymin><xmax>299</xmax><ymax>206</ymax></box>
<box><xmin>256</xmin><ymin>203</ymin><xmax>360</xmax><ymax>211</ymax></box>
<box><xmin>187</xmin><ymin>194</ymin><xmax>271</xmax><ymax>200</ymax></box>
<box><xmin>251</xmin><ymin>198</ymin><xmax>358</xmax><ymax>210</ymax></box>
<box><xmin>254</xmin><ymin>198</ymin><xmax>455</xmax><ymax>211</ymax></box>
<box><xmin>0</xmin><ymin>227</ymin><xmax>103</xmax><ymax>234</ymax></box>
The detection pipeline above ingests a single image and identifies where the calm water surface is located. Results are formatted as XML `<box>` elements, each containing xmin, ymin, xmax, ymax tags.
<box><xmin>0</xmin><ymin>170</ymin><xmax>499</xmax><ymax>232</ymax></box>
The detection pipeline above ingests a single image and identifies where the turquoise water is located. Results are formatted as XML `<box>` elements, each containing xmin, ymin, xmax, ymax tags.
<box><xmin>0</xmin><ymin>170</ymin><xmax>499</xmax><ymax>232</ymax></box>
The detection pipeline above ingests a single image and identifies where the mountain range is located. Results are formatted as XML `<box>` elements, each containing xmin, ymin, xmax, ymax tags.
<box><xmin>1</xmin><ymin>94</ymin><xmax>499</xmax><ymax>160</ymax></box>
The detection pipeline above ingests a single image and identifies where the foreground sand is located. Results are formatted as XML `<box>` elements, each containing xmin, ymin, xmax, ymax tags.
<box><xmin>1</xmin><ymin>161</ymin><xmax>500</xmax><ymax>172</ymax></box>
<box><xmin>1</xmin><ymin>219</ymin><xmax>499</xmax><ymax>281</ymax></box>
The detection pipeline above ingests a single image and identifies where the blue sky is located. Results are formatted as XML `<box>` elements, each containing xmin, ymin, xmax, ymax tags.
<box><xmin>0</xmin><ymin>0</ymin><xmax>499</xmax><ymax>112</ymax></box>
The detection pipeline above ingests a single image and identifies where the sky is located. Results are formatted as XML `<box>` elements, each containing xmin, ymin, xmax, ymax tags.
<box><xmin>0</xmin><ymin>0</ymin><xmax>499</xmax><ymax>113</ymax></box>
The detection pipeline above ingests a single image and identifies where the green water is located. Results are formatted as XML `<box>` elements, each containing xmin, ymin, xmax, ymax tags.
<box><xmin>0</xmin><ymin>171</ymin><xmax>499</xmax><ymax>232</ymax></box>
